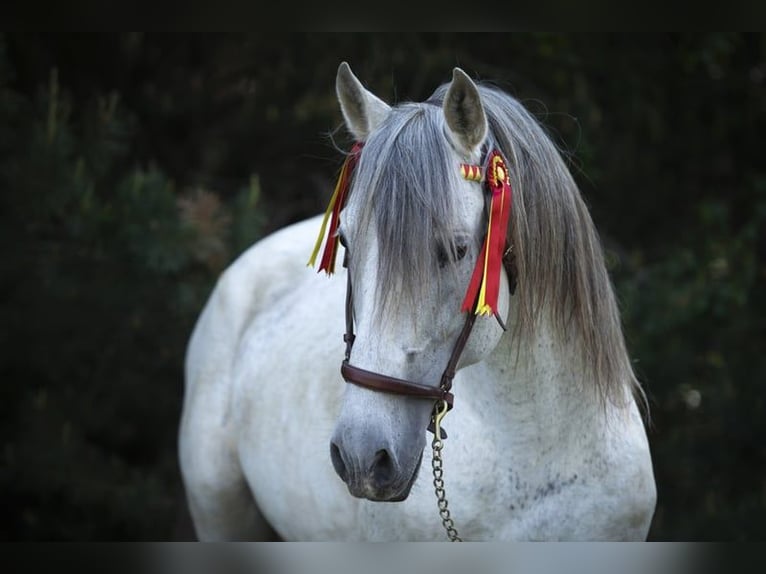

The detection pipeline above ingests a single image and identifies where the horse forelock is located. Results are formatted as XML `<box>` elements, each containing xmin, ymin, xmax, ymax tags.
<box><xmin>346</xmin><ymin>84</ymin><xmax>644</xmax><ymax>413</ymax></box>
<box><xmin>347</xmin><ymin>103</ymin><xmax>467</xmax><ymax>319</ymax></box>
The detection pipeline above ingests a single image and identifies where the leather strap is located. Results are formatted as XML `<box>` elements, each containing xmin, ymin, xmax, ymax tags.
<box><xmin>341</xmin><ymin>361</ymin><xmax>455</xmax><ymax>408</ymax></box>
<box><xmin>343</xmin><ymin>266</ymin><xmax>355</xmax><ymax>362</ymax></box>
<box><xmin>438</xmin><ymin>310</ymin><xmax>477</xmax><ymax>392</ymax></box>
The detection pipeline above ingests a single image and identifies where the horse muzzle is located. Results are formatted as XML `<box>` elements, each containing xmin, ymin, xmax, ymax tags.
<box><xmin>330</xmin><ymin>431</ymin><xmax>424</xmax><ymax>502</ymax></box>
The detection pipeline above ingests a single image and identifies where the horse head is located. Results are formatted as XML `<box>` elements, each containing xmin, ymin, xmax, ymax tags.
<box><xmin>327</xmin><ymin>63</ymin><xmax>512</xmax><ymax>501</ymax></box>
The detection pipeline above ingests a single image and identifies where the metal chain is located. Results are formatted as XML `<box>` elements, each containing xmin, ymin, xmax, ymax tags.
<box><xmin>431</xmin><ymin>401</ymin><xmax>462</xmax><ymax>542</ymax></box>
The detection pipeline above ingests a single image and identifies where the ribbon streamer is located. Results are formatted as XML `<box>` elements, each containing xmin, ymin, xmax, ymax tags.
<box><xmin>307</xmin><ymin>142</ymin><xmax>364</xmax><ymax>274</ymax></box>
<box><xmin>461</xmin><ymin>150</ymin><xmax>513</xmax><ymax>315</ymax></box>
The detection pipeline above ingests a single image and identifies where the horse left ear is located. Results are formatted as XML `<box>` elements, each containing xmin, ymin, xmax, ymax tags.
<box><xmin>336</xmin><ymin>62</ymin><xmax>391</xmax><ymax>141</ymax></box>
<box><xmin>443</xmin><ymin>68</ymin><xmax>488</xmax><ymax>157</ymax></box>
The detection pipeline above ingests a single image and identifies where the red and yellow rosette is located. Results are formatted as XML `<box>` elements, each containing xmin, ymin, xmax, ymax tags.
<box><xmin>461</xmin><ymin>150</ymin><xmax>513</xmax><ymax>315</ymax></box>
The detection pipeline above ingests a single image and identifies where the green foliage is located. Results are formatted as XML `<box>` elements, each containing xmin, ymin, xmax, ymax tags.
<box><xmin>0</xmin><ymin>38</ymin><xmax>263</xmax><ymax>540</ymax></box>
<box><xmin>615</xmin><ymin>180</ymin><xmax>766</xmax><ymax>540</ymax></box>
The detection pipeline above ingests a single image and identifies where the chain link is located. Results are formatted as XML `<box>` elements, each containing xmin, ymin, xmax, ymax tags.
<box><xmin>431</xmin><ymin>404</ymin><xmax>462</xmax><ymax>542</ymax></box>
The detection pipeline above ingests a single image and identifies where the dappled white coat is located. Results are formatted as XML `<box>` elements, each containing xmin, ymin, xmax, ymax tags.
<box><xmin>178</xmin><ymin>64</ymin><xmax>656</xmax><ymax>541</ymax></box>
<box><xmin>179</xmin><ymin>214</ymin><xmax>655</xmax><ymax>541</ymax></box>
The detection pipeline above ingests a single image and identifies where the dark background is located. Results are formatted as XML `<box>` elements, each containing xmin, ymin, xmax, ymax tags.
<box><xmin>0</xmin><ymin>33</ymin><xmax>763</xmax><ymax>541</ymax></box>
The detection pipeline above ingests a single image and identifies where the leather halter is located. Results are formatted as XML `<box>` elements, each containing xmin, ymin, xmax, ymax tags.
<box><xmin>340</xmin><ymin>261</ymin><xmax>477</xmax><ymax>411</ymax></box>
<box><xmin>339</xmin><ymin>222</ymin><xmax>516</xmax><ymax>438</ymax></box>
<box><xmin>339</xmin><ymin>250</ymin><xmax>516</xmax><ymax>416</ymax></box>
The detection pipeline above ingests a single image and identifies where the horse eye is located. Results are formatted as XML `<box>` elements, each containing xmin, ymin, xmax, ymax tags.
<box><xmin>436</xmin><ymin>243</ymin><xmax>468</xmax><ymax>268</ymax></box>
<box><xmin>338</xmin><ymin>232</ymin><xmax>348</xmax><ymax>249</ymax></box>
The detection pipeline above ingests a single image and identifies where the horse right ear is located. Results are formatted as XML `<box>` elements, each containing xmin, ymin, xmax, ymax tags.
<box><xmin>336</xmin><ymin>62</ymin><xmax>391</xmax><ymax>141</ymax></box>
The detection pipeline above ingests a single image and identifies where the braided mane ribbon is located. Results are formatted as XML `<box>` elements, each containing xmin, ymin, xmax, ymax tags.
<box><xmin>461</xmin><ymin>149</ymin><xmax>513</xmax><ymax>315</ymax></box>
<box><xmin>307</xmin><ymin>142</ymin><xmax>364</xmax><ymax>274</ymax></box>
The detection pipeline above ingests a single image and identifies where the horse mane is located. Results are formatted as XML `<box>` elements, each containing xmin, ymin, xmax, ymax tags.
<box><xmin>345</xmin><ymin>82</ymin><xmax>644</xmax><ymax>412</ymax></box>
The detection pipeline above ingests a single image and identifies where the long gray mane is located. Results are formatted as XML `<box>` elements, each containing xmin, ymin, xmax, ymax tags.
<box><xmin>345</xmin><ymin>83</ymin><xmax>643</xmax><ymax>410</ymax></box>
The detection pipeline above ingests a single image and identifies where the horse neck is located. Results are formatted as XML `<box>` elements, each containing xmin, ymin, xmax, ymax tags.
<box><xmin>477</xmin><ymin>300</ymin><xmax>622</xmax><ymax>443</ymax></box>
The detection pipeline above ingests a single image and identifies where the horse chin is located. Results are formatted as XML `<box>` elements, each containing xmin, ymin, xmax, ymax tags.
<box><xmin>353</xmin><ymin>450</ymin><xmax>424</xmax><ymax>503</ymax></box>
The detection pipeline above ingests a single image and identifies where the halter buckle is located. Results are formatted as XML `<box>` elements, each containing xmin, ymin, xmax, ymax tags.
<box><xmin>428</xmin><ymin>399</ymin><xmax>450</xmax><ymax>439</ymax></box>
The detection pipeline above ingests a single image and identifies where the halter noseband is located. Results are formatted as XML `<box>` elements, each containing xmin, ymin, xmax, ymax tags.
<box><xmin>340</xmin><ymin>247</ymin><xmax>477</xmax><ymax>408</ymax></box>
<box><xmin>310</xmin><ymin>143</ymin><xmax>515</xmax><ymax>437</ymax></box>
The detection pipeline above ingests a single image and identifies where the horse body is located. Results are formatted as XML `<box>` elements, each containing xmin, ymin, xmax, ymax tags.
<box><xmin>180</xmin><ymin>216</ymin><xmax>654</xmax><ymax>541</ymax></box>
<box><xmin>179</xmin><ymin>63</ymin><xmax>656</xmax><ymax>541</ymax></box>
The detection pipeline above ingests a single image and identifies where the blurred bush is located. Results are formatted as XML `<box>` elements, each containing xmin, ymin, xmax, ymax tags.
<box><xmin>616</xmin><ymin>185</ymin><xmax>766</xmax><ymax>540</ymax></box>
<box><xmin>0</xmin><ymin>37</ymin><xmax>263</xmax><ymax>539</ymax></box>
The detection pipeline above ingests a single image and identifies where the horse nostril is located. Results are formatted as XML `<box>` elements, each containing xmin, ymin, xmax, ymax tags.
<box><xmin>330</xmin><ymin>441</ymin><xmax>348</xmax><ymax>482</ymax></box>
<box><xmin>370</xmin><ymin>449</ymin><xmax>395</xmax><ymax>487</ymax></box>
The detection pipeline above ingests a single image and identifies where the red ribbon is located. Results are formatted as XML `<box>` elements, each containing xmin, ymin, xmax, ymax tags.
<box><xmin>308</xmin><ymin>141</ymin><xmax>364</xmax><ymax>275</ymax></box>
<box><xmin>461</xmin><ymin>150</ymin><xmax>513</xmax><ymax>315</ymax></box>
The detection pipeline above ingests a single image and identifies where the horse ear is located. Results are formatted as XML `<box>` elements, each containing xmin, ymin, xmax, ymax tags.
<box><xmin>443</xmin><ymin>68</ymin><xmax>488</xmax><ymax>156</ymax></box>
<box><xmin>336</xmin><ymin>62</ymin><xmax>391</xmax><ymax>141</ymax></box>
